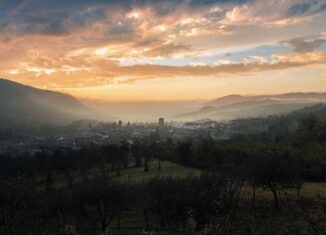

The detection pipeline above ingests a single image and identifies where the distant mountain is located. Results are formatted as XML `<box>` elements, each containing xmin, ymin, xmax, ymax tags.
<box><xmin>206</xmin><ymin>93</ymin><xmax>326</xmax><ymax>107</ymax></box>
<box><xmin>206</xmin><ymin>95</ymin><xmax>249</xmax><ymax>107</ymax></box>
<box><xmin>174</xmin><ymin>92</ymin><xmax>326</xmax><ymax>121</ymax></box>
<box><xmin>0</xmin><ymin>78</ymin><xmax>89</xmax><ymax>126</ymax></box>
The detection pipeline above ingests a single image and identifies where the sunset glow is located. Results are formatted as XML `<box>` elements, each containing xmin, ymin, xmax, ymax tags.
<box><xmin>1</xmin><ymin>0</ymin><xmax>326</xmax><ymax>101</ymax></box>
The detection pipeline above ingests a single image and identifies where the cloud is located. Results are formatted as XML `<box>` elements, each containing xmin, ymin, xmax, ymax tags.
<box><xmin>0</xmin><ymin>0</ymin><xmax>241</xmax><ymax>35</ymax></box>
<box><xmin>287</xmin><ymin>1</ymin><xmax>326</xmax><ymax>16</ymax></box>
<box><xmin>1</xmin><ymin>0</ymin><xmax>325</xmax><ymax>93</ymax></box>
<box><xmin>220</xmin><ymin>0</ymin><xmax>326</xmax><ymax>28</ymax></box>
<box><xmin>2</xmin><ymin>6</ymin><xmax>107</xmax><ymax>36</ymax></box>
<box><xmin>4</xmin><ymin>50</ymin><xmax>325</xmax><ymax>88</ymax></box>
<box><xmin>145</xmin><ymin>43</ymin><xmax>191</xmax><ymax>57</ymax></box>
<box><xmin>280</xmin><ymin>35</ymin><xmax>326</xmax><ymax>53</ymax></box>
<box><xmin>0</xmin><ymin>0</ymin><xmax>325</xmax><ymax>44</ymax></box>
<box><xmin>119</xmin><ymin>52</ymin><xmax>326</xmax><ymax>81</ymax></box>
<box><xmin>287</xmin><ymin>3</ymin><xmax>312</xmax><ymax>15</ymax></box>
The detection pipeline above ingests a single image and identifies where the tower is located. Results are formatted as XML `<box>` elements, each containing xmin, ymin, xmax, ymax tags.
<box><xmin>158</xmin><ymin>118</ymin><xmax>164</xmax><ymax>129</ymax></box>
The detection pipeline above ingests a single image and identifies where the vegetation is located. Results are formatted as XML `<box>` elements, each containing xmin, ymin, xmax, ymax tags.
<box><xmin>0</xmin><ymin>114</ymin><xmax>326</xmax><ymax>234</ymax></box>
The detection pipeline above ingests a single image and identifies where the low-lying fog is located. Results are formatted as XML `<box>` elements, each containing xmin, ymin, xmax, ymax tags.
<box><xmin>82</xmin><ymin>99</ymin><xmax>205</xmax><ymax>122</ymax></box>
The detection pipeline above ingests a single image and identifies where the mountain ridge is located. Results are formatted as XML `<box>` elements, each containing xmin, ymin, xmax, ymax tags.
<box><xmin>206</xmin><ymin>92</ymin><xmax>326</xmax><ymax>107</ymax></box>
<box><xmin>174</xmin><ymin>92</ymin><xmax>326</xmax><ymax>121</ymax></box>
<box><xmin>0</xmin><ymin>78</ymin><xmax>89</xmax><ymax>126</ymax></box>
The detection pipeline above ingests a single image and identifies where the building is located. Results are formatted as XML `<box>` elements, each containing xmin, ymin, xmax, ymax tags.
<box><xmin>158</xmin><ymin>118</ymin><xmax>165</xmax><ymax>128</ymax></box>
<box><xmin>118</xmin><ymin>120</ymin><xmax>123</xmax><ymax>128</ymax></box>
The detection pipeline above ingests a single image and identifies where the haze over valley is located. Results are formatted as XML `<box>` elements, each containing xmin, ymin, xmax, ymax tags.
<box><xmin>2</xmin><ymin>78</ymin><xmax>326</xmax><ymax>124</ymax></box>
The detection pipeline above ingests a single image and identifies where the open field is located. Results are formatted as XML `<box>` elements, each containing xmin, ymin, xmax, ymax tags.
<box><xmin>110</xmin><ymin>159</ymin><xmax>201</xmax><ymax>183</ymax></box>
<box><xmin>36</xmin><ymin>159</ymin><xmax>201</xmax><ymax>189</ymax></box>
<box><xmin>111</xmin><ymin>163</ymin><xmax>326</xmax><ymax>199</ymax></box>
<box><xmin>241</xmin><ymin>182</ymin><xmax>326</xmax><ymax>200</ymax></box>
<box><xmin>39</xmin><ymin>159</ymin><xmax>326</xmax><ymax>200</ymax></box>
<box><xmin>110</xmin><ymin>163</ymin><xmax>326</xmax><ymax>199</ymax></box>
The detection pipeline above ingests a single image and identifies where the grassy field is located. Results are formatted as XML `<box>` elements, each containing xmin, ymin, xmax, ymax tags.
<box><xmin>241</xmin><ymin>182</ymin><xmax>326</xmax><ymax>201</ymax></box>
<box><xmin>43</xmin><ymin>159</ymin><xmax>326</xmax><ymax>199</ymax></box>
<box><xmin>38</xmin><ymin>159</ymin><xmax>201</xmax><ymax>189</ymax></box>
<box><xmin>35</xmin><ymin>160</ymin><xmax>326</xmax><ymax>234</ymax></box>
<box><xmin>301</xmin><ymin>182</ymin><xmax>326</xmax><ymax>197</ymax></box>
<box><xmin>108</xmin><ymin>161</ymin><xmax>326</xmax><ymax>199</ymax></box>
<box><xmin>110</xmin><ymin>159</ymin><xmax>201</xmax><ymax>183</ymax></box>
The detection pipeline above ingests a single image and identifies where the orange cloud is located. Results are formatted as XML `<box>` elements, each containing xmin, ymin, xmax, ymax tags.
<box><xmin>1</xmin><ymin>0</ymin><xmax>325</xmax><ymax>99</ymax></box>
<box><xmin>3</xmin><ymin>51</ymin><xmax>325</xmax><ymax>89</ymax></box>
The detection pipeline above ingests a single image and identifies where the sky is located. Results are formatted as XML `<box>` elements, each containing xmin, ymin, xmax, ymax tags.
<box><xmin>1</xmin><ymin>0</ymin><xmax>326</xmax><ymax>101</ymax></box>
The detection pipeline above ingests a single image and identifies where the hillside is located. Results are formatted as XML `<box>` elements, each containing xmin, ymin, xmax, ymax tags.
<box><xmin>174</xmin><ymin>93</ymin><xmax>326</xmax><ymax>121</ymax></box>
<box><xmin>289</xmin><ymin>103</ymin><xmax>326</xmax><ymax>120</ymax></box>
<box><xmin>206</xmin><ymin>93</ymin><xmax>326</xmax><ymax>107</ymax></box>
<box><xmin>0</xmin><ymin>79</ymin><xmax>89</xmax><ymax>126</ymax></box>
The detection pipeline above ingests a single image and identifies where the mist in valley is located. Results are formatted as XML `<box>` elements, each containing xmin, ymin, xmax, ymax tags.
<box><xmin>82</xmin><ymin>99</ymin><xmax>205</xmax><ymax>122</ymax></box>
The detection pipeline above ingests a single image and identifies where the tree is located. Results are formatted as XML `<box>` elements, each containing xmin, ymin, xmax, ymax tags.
<box><xmin>72</xmin><ymin>177</ymin><xmax>122</xmax><ymax>233</ymax></box>
<box><xmin>131</xmin><ymin>142</ymin><xmax>144</xmax><ymax>167</ymax></box>
<box><xmin>103</xmin><ymin>144</ymin><xmax>122</xmax><ymax>176</ymax></box>
<box><xmin>177</xmin><ymin>141</ymin><xmax>193</xmax><ymax>166</ymax></box>
<box><xmin>249</xmin><ymin>145</ymin><xmax>303</xmax><ymax>209</ymax></box>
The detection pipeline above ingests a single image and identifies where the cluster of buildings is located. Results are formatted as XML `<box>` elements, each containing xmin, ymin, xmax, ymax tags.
<box><xmin>0</xmin><ymin>116</ymin><xmax>301</xmax><ymax>156</ymax></box>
